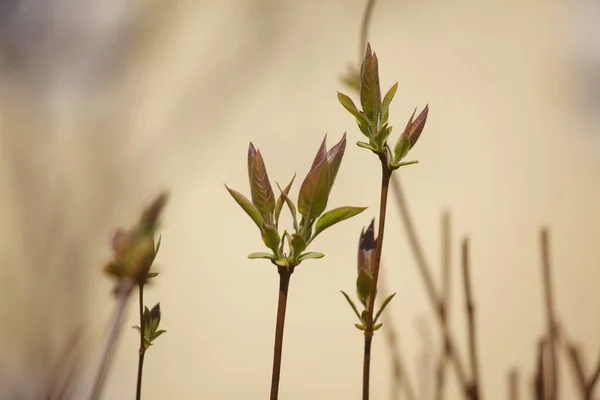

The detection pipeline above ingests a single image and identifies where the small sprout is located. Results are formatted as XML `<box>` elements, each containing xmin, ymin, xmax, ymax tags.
<box><xmin>104</xmin><ymin>193</ymin><xmax>168</xmax><ymax>291</ymax></box>
<box><xmin>341</xmin><ymin>220</ymin><xmax>395</xmax><ymax>333</ymax></box>
<box><xmin>227</xmin><ymin>135</ymin><xmax>366</xmax><ymax>269</ymax></box>
<box><xmin>133</xmin><ymin>303</ymin><xmax>167</xmax><ymax>350</ymax></box>
<box><xmin>338</xmin><ymin>43</ymin><xmax>429</xmax><ymax>168</ymax></box>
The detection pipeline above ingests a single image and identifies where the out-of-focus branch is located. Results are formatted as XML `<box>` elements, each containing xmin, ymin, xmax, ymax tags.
<box><xmin>391</xmin><ymin>175</ymin><xmax>470</xmax><ymax>395</ymax></box>
<box><xmin>435</xmin><ymin>212</ymin><xmax>452</xmax><ymax>400</ymax></box>
<box><xmin>540</xmin><ymin>229</ymin><xmax>558</xmax><ymax>400</ymax></box>
<box><xmin>508</xmin><ymin>369</ymin><xmax>519</xmax><ymax>400</ymax></box>
<box><xmin>462</xmin><ymin>239</ymin><xmax>481</xmax><ymax>400</ymax></box>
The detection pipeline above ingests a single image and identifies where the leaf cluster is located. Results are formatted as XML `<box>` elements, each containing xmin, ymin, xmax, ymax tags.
<box><xmin>226</xmin><ymin>134</ymin><xmax>366</xmax><ymax>268</ymax></box>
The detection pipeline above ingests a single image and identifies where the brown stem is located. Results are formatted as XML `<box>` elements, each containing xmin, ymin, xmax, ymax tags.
<box><xmin>508</xmin><ymin>369</ymin><xmax>519</xmax><ymax>400</ymax></box>
<box><xmin>270</xmin><ymin>267</ymin><xmax>293</xmax><ymax>400</ymax></box>
<box><xmin>363</xmin><ymin>155</ymin><xmax>392</xmax><ymax>400</ymax></box>
<box><xmin>435</xmin><ymin>212</ymin><xmax>452</xmax><ymax>400</ymax></box>
<box><xmin>534</xmin><ymin>339</ymin><xmax>547</xmax><ymax>400</ymax></box>
<box><xmin>88</xmin><ymin>279</ymin><xmax>135</xmax><ymax>400</ymax></box>
<box><xmin>136</xmin><ymin>283</ymin><xmax>145</xmax><ymax>400</ymax></box>
<box><xmin>363</xmin><ymin>335</ymin><xmax>373</xmax><ymax>400</ymax></box>
<box><xmin>359</xmin><ymin>0</ymin><xmax>378</xmax><ymax>62</ymax></box>
<box><xmin>540</xmin><ymin>229</ymin><xmax>558</xmax><ymax>400</ymax></box>
<box><xmin>462</xmin><ymin>239</ymin><xmax>481</xmax><ymax>400</ymax></box>
<box><xmin>391</xmin><ymin>175</ymin><xmax>470</xmax><ymax>394</ymax></box>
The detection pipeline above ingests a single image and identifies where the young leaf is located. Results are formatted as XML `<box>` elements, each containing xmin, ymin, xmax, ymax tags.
<box><xmin>393</xmin><ymin>135</ymin><xmax>411</xmax><ymax>164</ymax></box>
<box><xmin>248</xmin><ymin>252</ymin><xmax>275</xmax><ymax>260</ymax></box>
<box><xmin>341</xmin><ymin>290</ymin><xmax>362</xmax><ymax>321</ymax></box>
<box><xmin>225</xmin><ymin>185</ymin><xmax>263</xmax><ymax>231</ymax></box>
<box><xmin>360</xmin><ymin>43</ymin><xmax>373</xmax><ymax>82</ymax></box>
<box><xmin>356</xmin><ymin>141</ymin><xmax>378</xmax><ymax>152</ymax></box>
<box><xmin>380</xmin><ymin>82</ymin><xmax>398</xmax><ymax>126</ymax></box>
<box><xmin>373</xmin><ymin>323</ymin><xmax>383</xmax><ymax>331</ymax></box>
<box><xmin>406</xmin><ymin>104</ymin><xmax>429</xmax><ymax>148</ymax></box>
<box><xmin>276</xmin><ymin>182</ymin><xmax>298</xmax><ymax>232</ymax></box>
<box><xmin>325</xmin><ymin>133</ymin><xmax>346</xmax><ymax>194</ymax></box>
<box><xmin>261</xmin><ymin>223</ymin><xmax>280</xmax><ymax>254</ymax></box>
<box><xmin>309</xmin><ymin>135</ymin><xmax>328</xmax><ymax>171</ymax></box>
<box><xmin>298</xmin><ymin>252</ymin><xmax>324</xmax><ymax>261</ymax></box>
<box><xmin>249</xmin><ymin>149</ymin><xmax>276</xmax><ymax>223</ymax></box>
<box><xmin>290</xmin><ymin>234</ymin><xmax>306</xmax><ymax>259</ymax></box>
<box><xmin>274</xmin><ymin>174</ymin><xmax>296</xmax><ymax>229</ymax></box>
<box><xmin>356</xmin><ymin>268</ymin><xmax>372</xmax><ymax>307</ymax></box>
<box><xmin>355</xmin><ymin>323</ymin><xmax>366</xmax><ymax>331</ymax></box>
<box><xmin>373</xmin><ymin>292</ymin><xmax>396</xmax><ymax>325</ymax></box>
<box><xmin>338</xmin><ymin>93</ymin><xmax>370</xmax><ymax>131</ymax></box>
<box><xmin>298</xmin><ymin>153</ymin><xmax>330</xmax><ymax>221</ymax></box>
<box><xmin>311</xmin><ymin>206</ymin><xmax>367</xmax><ymax>242</ymax></box>
<box><xmin>360</xmin><ymin>51</ymin><xmax>381</xmax><ymax>124</ymax></box>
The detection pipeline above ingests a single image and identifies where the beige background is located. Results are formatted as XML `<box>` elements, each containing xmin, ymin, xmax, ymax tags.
<box><xmin>0</xmin><ymin>0</ymin><xmax>599</xmax><ymax>399</ymax></box>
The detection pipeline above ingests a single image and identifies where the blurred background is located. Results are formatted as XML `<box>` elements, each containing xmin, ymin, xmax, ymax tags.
<box><xmin>0</xmin><ymin>0</ymin><xmax>599</xmax><ymax>399</ymax></box>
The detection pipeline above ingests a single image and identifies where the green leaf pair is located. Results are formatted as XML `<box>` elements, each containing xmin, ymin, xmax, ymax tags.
<box><xmin>132</xmin><ymin>303</ymin><xmax>167</xmax><ymax>350</ymax></box>
<box><xmin>226</xmin><ymin>135</ymin><xmax>367</xmax><ymax>268</ymax></box>
<box><xmin>337</xmin><ymin>43</ymin><xmax>429</xmax><ymax>169</ymax></box>
<box><xmin>341</xmin><ymin>289</ymin><xmax>395</xmax><ymax>332</ymax></box>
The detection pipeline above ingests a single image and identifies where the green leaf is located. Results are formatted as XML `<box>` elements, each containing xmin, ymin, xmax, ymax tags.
<box><xmin>406</xmin><ymin>105</ymin><xmax>429</xmax><ymax>149</ymax></box>
<box><xmin>374</xmin><ymin>124</ymin><xmax>393</xmax><ymax>149</ymax></box>
<box><xmin>360</xmin><ymin>51</ymin><xmax>381</xmax><ymax>124</ymax></box>
<box><xmin>373</xmin><ymin>323</ymin><xmax>383</xmax><ymax>331</ymax></box>
<box><xmin>338</xmin><ymin>93</ymin><xmax>370</xmax><ymax>130</ymax></box>
<box><xmin>274</xmin><ymin>174</ymin><xmax>295</xmax><ymax>229</ymax></box>
<box><xmin>151</xmin><ymin>330</ymin><xmax>167</xmax><ymax>341</ymax></box>
<box><xmin>311</xmin><ymin>206</ymin><xmax>367</xmax><ymax>242</ymax></box>
<box><xmin>225</xmin><ymin>185</ymin><xmax>263</xmax><ymax>231</ymax></box>
<box><xmin>361</xmin><ymin>310</ymin><xmax>369</xmax><ymax>324</ymax></box>
<box><xmin>298</xmin><ymin>252</ymin><xmax>324</xmax><ymax>261</ymax></box>
<box><xmin>356</xmin><ymin>141</ymin><xmax>378</xmax><ymax>152</ymax></box>
<box><xmin>248</xmin><ymin>252</ymin><xmax>275</xmax><ymax>260</ymax></box>
<box><xmin>132</xmin><ymin>325</ymin><xmax>141</xmax><ymax>334</ymax></box>
<box><xmin>290</xmin><ymin>234</ymin><xmax>306</xmax><ymax>259</ymax></box>
<box><xmin>261</xmin><ymin>223</ymin><xmax>280</xmax><ymax>254</ymax></box>
<box><xmin>249</xmin><ymin>147</ymin><xmax>276</xmax><ymax>224</ymax></box>
<box><xmin>393</xmin><ymin>135</ymin><xmax>411</xmax><ymax>164</ymax></box>
<box><xmin>356</xmin><ymin>269</ymin><xmax>372</xmax><ymax>307</ymax></box>
<box><xmin>298</xmin><ymin>146</ymin><xmax>331</xmax><ymax>221</ymax></box>
<box><xmin>389</xmin><ymin>160</ymin><xmax>419</xmax><ymax>170</ymax></box>
<box><xmin>380</xmin><ymin>82</ymin><xmax>398</xmax><ymax>126</ymax></box>
<box><xmin>341</xmin><ymin>290</ymin><xmax>362</xmax><ymax>321</ymax></box>
<box><xmin>373</xmin><ymin>293</ymin><xmax>396</xmax><ymax>325</ymax></box>
<box><xmin>354</xmin><ymin>323</ymin><xmax>366</xmax><ymax>331</ymax></box>
<box><xmin>154</xmin><ymin>235</ymin><xmax>162</xmax><ymax>258</ymax></box>
<box><xmin>276</xmin><ymin>182</ymin><xmax>298</xmax><ymax>232</ymax></box>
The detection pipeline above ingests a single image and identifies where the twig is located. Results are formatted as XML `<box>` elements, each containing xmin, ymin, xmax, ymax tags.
<box><xmin>586</xmin><ymin>349</ymin><xmax>600</xmax><ymax>398</ymax></box>
<box><xmin>391</xmin><ymin>175</ymin><xmax>470</xmax><ymax>395</ymax></box>
<box><xmin>359</xmin><ymin>0</ymin><xmax>378</xmax><ymax>62</ymax></box>
<box><xmin>88</xmin><ymin>279</ymin><xmax>135</xmax><ymax>400</ymax></box>
<box><xmin>435</xmin><ymin>212</ymin><xmax>452</xmax><ymax>400</ymax></box>
<box><xmin>540</xmin><ymin>229</ymin><xmax>558</xmax><ymax>400</ymax></box>
<box><xmin>363</xmin><ymin>155</ymin><xmax>392</xmax><ymax>400</ymax></box>
<box><xmin>534</xmin><ymin>339</ymin><xmax>547</xmax><ymax>400</ymax></box>
<box><xmin>565</xmin><ymin>344</ymin><xmax>587</xmax><ymax>397</ymax></box>
<box><xmin>462</xmin><ymin>239</ymin><xmax>481</xmax><ymax>400</ymax></box>
<box><xmin>379</xmin><ymin>272</ymin><xmax>416</xmax><ymax>400</ymax></box>
<box><xmin>270</xmin><ymin>266</ymin><xmax>294</xmax><ymax>400</ymax></box>
<box><xmin>136</xmin><ymin>283</ymin><xmax>146</xmax><ymax>400</ymax></box>
<box><xmin>508</xmin><ymin>369</ymin><xmax>519</xmax><ymax>400</ymax></box>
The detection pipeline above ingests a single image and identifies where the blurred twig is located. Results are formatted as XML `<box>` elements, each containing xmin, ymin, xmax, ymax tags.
<box><xmin>391</xmin><ymin>175</ymin><xmax>470</xmax><ymax>396</ymax></box>
<box><xmin>508</xmin><ymin>369</ymin><xmax>519</xmax><ymax>400</ymax></box>
<box><xmin>359</xmin><ymin>0</ymin><xmax>378</xmax><ymax>62</ymax></box>
<box><xmin>462</xmin><ymin>239</ymin><xmax>481</xmax><ymax>400</ymax></box>
<box><xmin>540</xmin><ymin>229</ymin><xmax>558</xmax><ymax>400</ymax></box>
<box><xmin>435</xmin><ymin>212</ymin><xmax>452</xmax><ymax>400</ymax></box>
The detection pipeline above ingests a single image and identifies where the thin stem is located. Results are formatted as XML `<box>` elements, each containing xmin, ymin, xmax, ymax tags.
<box><xmin>540</xmin><ymin>229</ymin><xmax>558</xmax><ymax>400</ymax></box>
<box><xmin>136</xmin><ymin>283</ymin><xmax>146</xmax><ymax>400</ymax></box>
<box><xmin>391</xmin><ymin>175</ymin><xmax>470</xmax><ymax>394</ymax></box>
<box><xmin>565</xmin><ymin>344</ymin><xmax>587</xmax><ymax>397</ymax></box>
<box><xmin>363</xmin><ymin>155</ymin><xmax>392</xmax><ymax>400</ymax></box>
<box><xmin>359</xmin><ymin>0</ymin><xmax>378</xmax><ymax>62</ymax></box>
<box><xmin>363</xmin><ymin>336</ymin><xmax>373</xmax><ymax>400</ymax></box>
<box><xmin>88</xmin><ymin>280</ymin><xmax>135</xmax><ymax>400</ymax></box>
<box><xmin>462</xmin><ymin>239</ymin><xmax>481</xmax><ymax>400</ymax></box>
<box><xmin>270</xmin><ymin>267</ymin><xmax>293</xmax><ymax>400</ymax></box>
